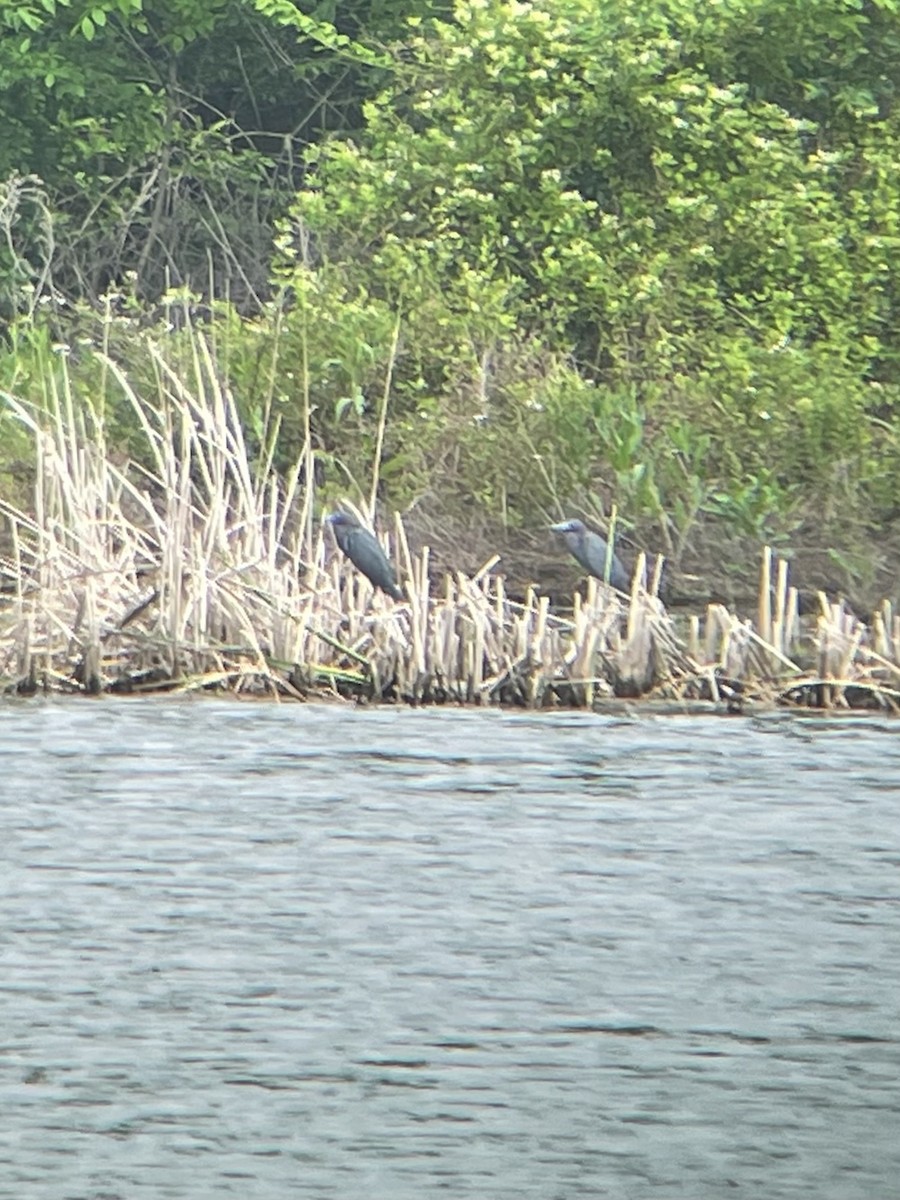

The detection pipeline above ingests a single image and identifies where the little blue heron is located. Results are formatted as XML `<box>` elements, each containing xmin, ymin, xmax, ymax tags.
<box><xmin>325</xmin><ymin>512</ymin><xmax>404</xmax><ymax>601</ymax></box>
<box><xmin>550</xmin><ymin>518</ymin><xmax>630</xmax><ymax>591</ymax></box>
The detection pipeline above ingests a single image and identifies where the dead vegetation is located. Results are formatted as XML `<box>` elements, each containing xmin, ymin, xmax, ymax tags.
<box><xmin>1</xmin><ymin>336</ymin><xmax>899</xmax><ymax>713</ymax></box>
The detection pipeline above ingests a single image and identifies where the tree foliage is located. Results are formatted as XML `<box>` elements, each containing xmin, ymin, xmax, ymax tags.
<box><xmin>0</xmin><ymin>0</ymin><xmax>403</xmax><ymax>308</ymax></box>
<box><xmin>3</xmin><ymin>0</ymin><xmax>900</xmax><ymax>586</ymax></box>
<box><xmin>281</xmin><ymin>0</ymin><xmax>900</xmax><ymax>542</ymax></box>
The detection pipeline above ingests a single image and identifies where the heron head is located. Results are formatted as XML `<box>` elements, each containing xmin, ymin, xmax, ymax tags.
<box><xmin>325</xmin><ymin>511</ymin><xmax>358</xmax><ymax>529</ymax></box>
<box><xmin>549</xmin><ymin>518</ymin><xmax>586</xmax><ymax>535</ymax></box>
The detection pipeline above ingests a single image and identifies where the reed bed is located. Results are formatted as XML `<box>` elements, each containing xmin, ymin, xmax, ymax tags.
<box><xmin>1</xmin><ymin>342</ymin><xmax>899</xmax><ymax>711</ymax></box>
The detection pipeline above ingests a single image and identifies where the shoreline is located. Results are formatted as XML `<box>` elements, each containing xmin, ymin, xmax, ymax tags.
<box><xmin>4</xmin><ymin>548</ymin><xmax>899</xmax><ymax>715</ymax></box>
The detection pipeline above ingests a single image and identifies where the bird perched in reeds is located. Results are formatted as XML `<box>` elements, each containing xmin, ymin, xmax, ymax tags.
<box><xmin>550</xmin><ymin>518</ymin><xmax>630</xmax><ymax>590</ymax></box>
<box><xmin>325</xmin><ymin>511</ymin><xmax>404</xmax><ymax>601</ymax></box>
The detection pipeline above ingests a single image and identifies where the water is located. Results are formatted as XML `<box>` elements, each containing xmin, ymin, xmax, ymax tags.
<box><xmin>1</xmin><ymin>700</ymin><xmax>898</xmax><ymax>1199</ymax></box>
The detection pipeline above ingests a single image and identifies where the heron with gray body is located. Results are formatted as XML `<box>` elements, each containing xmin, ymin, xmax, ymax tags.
<box><xmin>550</xmin><ymin>518</ymin><xmax>630</xmax><ymax>590</ymax></box>
<box><xmin>325</xmin><ymin>511</ymin><xmax>404</xmax><ymax>601</ymax></box>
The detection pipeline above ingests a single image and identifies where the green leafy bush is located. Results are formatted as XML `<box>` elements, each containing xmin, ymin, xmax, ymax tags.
<box><xmin>278</xmin><ymin>0</ymin><xmax>900</xmax><ymax>551</ymax></box>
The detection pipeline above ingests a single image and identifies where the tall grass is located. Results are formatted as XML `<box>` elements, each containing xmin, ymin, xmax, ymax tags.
<box><xmin>1</xmin><ymin>328</ymin><xmax>899</xmax><ymax>711</ymax></box>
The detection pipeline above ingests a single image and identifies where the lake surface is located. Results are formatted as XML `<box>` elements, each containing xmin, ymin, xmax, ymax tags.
<box><xmin>1</xmin><ymin>700</ymin><xmax>898</xmax><ymax>1199</ymax></box>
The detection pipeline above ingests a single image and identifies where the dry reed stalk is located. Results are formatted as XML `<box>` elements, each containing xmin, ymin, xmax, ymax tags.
<box><xmin>758</xmin><ymin>545</ymin><xmax>772</xmax><ymax>645</ymax></box>
<box><xmin>785</xmin><ymin>586</ymin><xmax>800</xmax><ymax>658</ymax></box>
<box><xmin>688</xmin><ymin>614</ymin><xmax>700</xmax><ymax>661</ymax></box>
<box><xmin>559</xmin><ymin>579</ymin><xmax>620</xmax><ymax>699</ymax></box>
<box><xmin>860</xmin><ymin>648</ymin><xmax>900</xmax><ymax>684</ymax></box>
<box><xmin>649</xmin><ymin>554</ymin><xmax>665</xmax><ymax>597</ymax></box>
<box><xmin>874</xmin><ymin>607</ymin><xmax>890</xmax><ymax>660</ymax></box>
<box><xmin>743</xmin><ymin>625</ymin><xmax>803</xmax><ymax>677</ymax></box>
<box><xmin>772</xmin><ymin>556</ymin><xmax>788</xmax><ymax>657</ymax></box>
<box><xmin>4</xmin><ymin>338</ymin><xmax>900</xmax><ymax>711</ymax></box>
<box><xmin>872</xmin><ymin>600</ymin><xmax>900</xmax><ymax>670</ymax></box>
<box><xmin>707</xmin><ymin>604</ymin><xmax>735</xmax><ymax>672</ymax></box>
<box><xmin>516</xmin><ymin>586</ymin><xmax>536</xmax><ymax>660</ymax></box>
<box><xmin>626</xmin><ymin>552</ymin><xmax>646</xmax><ymax>643</ymax></box>
<box><xmin>701</xmin><ymin>603</ymin><xmax>716</xmax><ymax>664</ymax></box>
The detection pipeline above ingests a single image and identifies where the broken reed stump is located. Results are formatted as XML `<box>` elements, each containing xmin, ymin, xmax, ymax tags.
<box><xmin>2</xmin><ymin>536</ymin><xmax>900</xmax><ymax>712</ymax></box>
<box><xmin>2</xmin><ymin>339</ymin><xmax>898</xmax><ymax>711</ymax></box>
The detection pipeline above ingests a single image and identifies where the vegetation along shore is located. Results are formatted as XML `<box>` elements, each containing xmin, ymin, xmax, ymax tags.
<box><xmin>2</xmin><ymin>0</ymin><xmax>899</xmax><ymax>708</ymax></box>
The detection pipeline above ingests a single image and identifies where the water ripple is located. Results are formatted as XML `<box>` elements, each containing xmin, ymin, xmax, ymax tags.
<box><xmin>1</xmin><ymin>700</ymin><xmax>899</xmax><ymax>1198</ymax></box>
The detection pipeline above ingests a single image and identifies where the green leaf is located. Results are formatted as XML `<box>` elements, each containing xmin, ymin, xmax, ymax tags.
<box><xmin>335</xmin><ymin>391</ymin><xmax>366</xmax><ymax>420</ymax></box>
